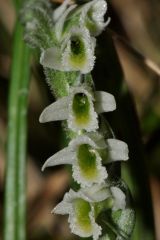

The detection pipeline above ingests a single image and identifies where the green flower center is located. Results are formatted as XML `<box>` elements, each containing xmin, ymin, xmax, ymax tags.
<box><xmin>74</xmin><ymin>198</ymin><xmax>92</xmax><ymax>232</ymax></box>
<box><xmin>72</xmin><ymin>93</ymin><xmax>90</xmax><ymax>125</ymax></box>
<box><xmin>77</xmin><ymin>144</ymin><xmax>98</xmax><ymax>179</ymax></box>
<box><xmin>70</xmin><ymin>36</ymin><xmax>86</xmax><ymax>67</ymax></box>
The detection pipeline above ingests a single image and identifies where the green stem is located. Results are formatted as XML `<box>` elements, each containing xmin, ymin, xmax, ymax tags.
<box><xmin>4</xmin><ymin>21</ymin><xmax>31</xmax><ymax>240</ymax></box>
<box><xmin>16</xmin><ymin>41</ymin><xmax>30</xmax><ymax>240</ymax></box>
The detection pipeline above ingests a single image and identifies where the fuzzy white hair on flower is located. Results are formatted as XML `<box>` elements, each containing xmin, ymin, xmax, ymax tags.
<box><xmin>39</xmin><ymin>87</ymin><xmax>116</xmax><ymax>132</ymax></box>
<box><xmin>42</xmin><ymin>135</ymin><xmax>108</xmax><ymax>187</ymax></box>
<box><xmin>78</xmin><ymin>0</ymin><xmax>110</xmax><ymax>36</ymax></box>
<box><xmin>41</xmin><ymin>133</ymin><xmax>129</xmax><ymax>187</ymax></box>
<box><xmin>40</xmin><ymin>26</ymin><xmax>96</xmax><ymax>74</ymax></box>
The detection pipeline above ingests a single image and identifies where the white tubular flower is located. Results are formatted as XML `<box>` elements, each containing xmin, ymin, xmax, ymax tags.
<box><xmin>79</xmin><ymin>0</ymin><xmax>110</xmax><ymax>36</ymax></box>
<box><xmin>52</xmin><ymin>187</ymin><xmax>106</xmax><ymax>240</ymax></box>
<box><xmin>42</xmin><ymin>135</ymin><xmax>108</xmax><ymax>187</ymax></box>
<box><xmin>52</xmin><ymin>185</ymin><xmax>126</xmax><ymax>239</ymax></box>
<box><xmin>41</xmin><ymin>133</ymin><xmax>129</xmax><ymax>187</ymax></box>
<box><xmin>40</xmin><ymin>27</ymin><xmax>95</xmax><ymax>74</ymax></box>
<box><xmin>39</xmin><ymin>87</ymin><xmax>116</xmax><ymax>132</ymax></box>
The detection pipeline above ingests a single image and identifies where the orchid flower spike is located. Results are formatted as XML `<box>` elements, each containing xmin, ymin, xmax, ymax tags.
<box><xmin>79</xmin><ymin>0</ymin><xmax>110</xmax><ymax>36</ymax></box>
<box><xmin>52</xmin><ymin>184</ymin><xmax>126</xmax><ymax>239</ymax></box>
<box><xmin>42</xmin><ymin>134</ymin><xmax>129</xmax><ymax>187</ymax></box>
<box><xmin>40</xmin><ymin>27</ymin><xmax>96</xmax><ymax>74</ymax></box>
<box><xmin>39</xmin><ymin>87</ymin><xmax>116</xmax><ymax>132</ymax></box>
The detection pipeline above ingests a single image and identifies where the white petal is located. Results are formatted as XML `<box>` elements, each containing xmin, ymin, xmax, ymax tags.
<box><xmin>52</xmin><ymin>201</ymin><xmax>72</xmax><ymax>214</ymax></box>
<box><xmin>87</xmin><ymin>132</ymin><xmax>107</xmax><ymax>149</ymax></box>
<box><xmin>91</xmin><ymin>0</ymin><xmax>107</xmax><ymax>26</ymax></box>
<box><xmin>64</xmin><ymin>189</ymin><xmax>79</xmax><ymax>202</ymax></box>
<box><xmin>111</xmin><ymin>187</ymin><xmax>126</xmax><ymax>211</ymax></box>
<box><xmin>95</xmin><ymin>91</ymin><xmax>116</xmax><ymax>114</ymax></box>
<box><xmin>55</xmin><ymin>4</ymin><xmax>77</xmax><ymax>40</ymax></box>
<box><xmin>40</xmin><ymin>47</ymin><xmax>62</xmax><ymax>70</ymax></box>
<box><xmin>53</xmin><ymin>0</ymin><xmax>71</xmax><ymax>22</ymax></box>
<box><xmin>39</xmin><ymin>96</ymin><xmax>69</xmax><ymax>123</ymax></box>
<box><xmin>52</xmin><ymin>189</ymin><xmax>77</xmax><ymax>214</ymax></box>
<box><xmin>107</xmin><ymin>139</ymin><xmax>129</xmax><ymax>162</ymax></box>
<box><xmin>42</xmin><ymin>147</ymin><xmax>75</xmax><ymax>171</ymax></box>
<box><xmin>104</xmin><ymin>17</ymin><xmax>111</xmax><ymax>28</ymax></box>
<box><xmin>81</xmin><ymin>184</ymin><xmax>111</xmax><ymax>202</ymax></box>
<box><xmin>69</xmin><ymin>135</ymin><xmax>100</xmax><ymax>151</ymax></box>
<box><xmin>79</xmin><ymin>0</ymin><xmax>109</xmax><ymax>36</ymax></box>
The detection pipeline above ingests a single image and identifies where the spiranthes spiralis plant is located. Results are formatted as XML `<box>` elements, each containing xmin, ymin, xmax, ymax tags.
<box><xmin>21</xmin><ymin>0</ymin><xmax>135</xmax><ymax>239</ymax></box>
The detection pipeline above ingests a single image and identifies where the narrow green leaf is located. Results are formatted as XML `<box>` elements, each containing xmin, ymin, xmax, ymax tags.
<box><xmin>4</xmin><ymin>21</ymin><xmax>31</xmax><ymax>240</ymax></box>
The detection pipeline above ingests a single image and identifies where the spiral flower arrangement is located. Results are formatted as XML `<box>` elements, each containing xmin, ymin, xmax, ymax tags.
<box><xmin>21</xmin><ymin>0</ymin><xmax>135</xmax><ymax>239</ymax></box>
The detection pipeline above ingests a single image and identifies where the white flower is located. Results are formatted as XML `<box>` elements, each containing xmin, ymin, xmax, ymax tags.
<box><xmin>52</xmin><ymin>186</ymin><xmax>107</xmax><ymax>240</ymax></box>
<box><xmin>39</xmin><ymin>87</ymin><xmax>116</xmax><ymax>132</ymax></box>
<box><xmin>52</xmin><ymin>184</ymin><xmax>126</xmax><ymax>239</ymax></box>
<box><xmin>78</xmin><ymin>0</ymin><xmax>110</xmax><ymax>36</ymax></box>
<box><xmin>41</xmin><ymin>134</ymin><xmax>129</xmax><ymax>187</ymax></box>
<box><xmin>40</xmin><ymin>27</ymin><xmax>96</xmax><ymax>74</ymax></box>
<box><xmin>42</xmin><ymin>135</ymin><xmax>108</xmax><ymax>187</ymax></box>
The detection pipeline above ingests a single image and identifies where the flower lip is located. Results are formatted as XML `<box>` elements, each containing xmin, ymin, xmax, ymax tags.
<box><xmin>68</xmin><ymin>86</ymin><xmax>98</xmax><ymax>132</ymax></box>
<box><xmin>61</xmin><ymin>27</ymin><xmax>96</xmax><ymax>73</ymax></box>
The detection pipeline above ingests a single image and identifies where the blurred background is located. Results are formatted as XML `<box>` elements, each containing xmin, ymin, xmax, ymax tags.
<box><xmin>0</xmin><ymin>0</ymin><xmax>160</xmax><ymax>239</ymax></box>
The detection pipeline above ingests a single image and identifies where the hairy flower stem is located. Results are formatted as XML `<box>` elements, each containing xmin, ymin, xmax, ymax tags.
<box><xmin>4</xmin><ymin>21</ymin><xmax>30</xmax><ymax>240</ymax></box>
